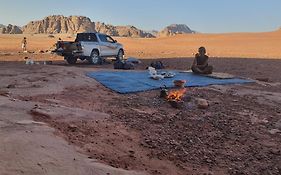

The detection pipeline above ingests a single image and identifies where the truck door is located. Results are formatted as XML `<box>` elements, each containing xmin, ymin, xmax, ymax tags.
<box><xmin>77</xmin><ymin>33</ymin><xmax>99</xmax><ymax>57</ymax></box>
<box><xmin>98</xmin><ymin>34</ymin><xmax>118</xmax><ymax>56</ymax></box>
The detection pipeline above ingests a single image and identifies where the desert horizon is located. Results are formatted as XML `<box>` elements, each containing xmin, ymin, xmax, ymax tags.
<box><xmin>1</xmin><ymin>14</ymin><xmax>280</xmax><ymax>34</ymax></box>
<box><xmin>1</xmin><ymin>28</ymin><xmax>281</xmax><ymax>61</ymax></box>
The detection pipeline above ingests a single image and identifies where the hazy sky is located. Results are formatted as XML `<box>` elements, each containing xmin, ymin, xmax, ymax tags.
<box><xmin>0</xmin><ymin>0</ymin><xmax>280</xmax><ymax>33</ymax></box>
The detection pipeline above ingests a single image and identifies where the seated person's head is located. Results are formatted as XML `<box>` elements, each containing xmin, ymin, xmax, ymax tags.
<box><xmin>198</xmin><ymin>47</ymin><xmax>206</xmax><ymax>56</ymax></box>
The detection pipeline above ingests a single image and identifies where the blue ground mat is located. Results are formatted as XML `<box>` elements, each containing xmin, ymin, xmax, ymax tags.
<box><xmin>86</xmin><ymin>70</ymin><xmax>254</xmax><ymax>94</ymax></box>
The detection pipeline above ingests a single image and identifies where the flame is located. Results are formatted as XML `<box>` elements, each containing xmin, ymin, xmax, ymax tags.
<box><xmin>167</xmin><ymin>88</ymin><xmax>187</xmax><ymax>101</ymax></box>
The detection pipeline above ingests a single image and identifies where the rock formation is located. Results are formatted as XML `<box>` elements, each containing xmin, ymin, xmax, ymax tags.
<box><xmin>115</xmin><ymin>25</ymin><xmax>154</xmax><ymax>38</ymax></box>
<box><xmin>21</xmin><ymin>15</ymin><xmax>155</xmax><ymax>38</ymax></box>
<box><xmin>94</xmin><ymin>22</ymin><xmax>118</xmax><ymax>36</ymax></box>
<box><xmin>146</xmin><ymin>30</ymin><xmax>159</xmax><ymax>36</ymax></box>
<box><xmin>94</xmin><ymin>22</ymin><xmax>154</xmax><ymax>38</ymax></box>
<box><xmin>0</xmin><ymin>24</ymin><xmax>22</xmax><ymax>34</ymax></box>
<box><xmin>3</xmin><ymin>15</ymin><xmax>196</xmax><ymax>37</ymax></box>
<box><xmin>158</xmin><ymin>24</ymin><xmax>194</xmax><ymax>37</ymax></box>
<box><xmin>22</xmin><ymin>15</ymin><xmax>96</xmax><ymax>34</ymax></box>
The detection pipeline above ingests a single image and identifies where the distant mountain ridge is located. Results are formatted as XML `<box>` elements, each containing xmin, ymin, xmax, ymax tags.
<box><xmin>0</xmin><ymin>24</ymin><xmax>5</xmax><ymax>28</ymax></box>
<box><xmin>21</xmin><ymin>15</ymin><xmax>154</xmax><ymax>38</ymax></box>
<box><xmin>145</xmin><ymin>30</ymin><xmax>159</xmax><ymax>36</ymax></box>
<box><xmin>157</xmin><ymin>24</ymin><xmax>195</xmax><ymax>37</ymax></box>
<box><xmin>94</xmin><ymin>22</ymin><xmax>154</xmax><ymax>38</ymax></box>
<box><xmin>0</xmin><ymin>24</ymin><xmax>22</xmax><ymax>34</ymax></box>
<box><xmin>1</xmin><ymin>15</ymin><xmax>195</xmax><ymax>37</ymax></box>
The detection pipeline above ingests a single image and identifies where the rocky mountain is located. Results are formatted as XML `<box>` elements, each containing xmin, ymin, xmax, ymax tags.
<box><xmin>115</xmin><ymin>25</ymin><xmax>154</xmax><ymax>38</ymax></box>
<box><xmin>158</xmin><ymin>24</ymin><xmax>194</xmax><ymax>37</ymax></box>
<box><xmin>21</xmin><ymin>15</ymin><xmax>155</xmax><ymax>38</ymax></box>
<box><xmin>95</xmin><ymin>22</ymin><xmax>154</xmax><ymax>38</ymax></box>
<box><xmin>0</xmin><ymin>24</ymin><xmax>5</xmax><ymax>28</ymax></box>
<box><xmin>3</xmin><ymin>15</ymin><xmax>196</xmax><ymax>37</ymax></box>
<box><xmin>0</xmin><ymin>24</ymin><xmax>22</xmax><ymax>34</ymax></box>
<box><xmin>146</xmin><ymin>30</ymin><xmax>159</xmax><ymax>36</ymax></box>
<box><xmin>94</xmin><ymin>22</ymin><xmax>117</xmax><ymax>36</ymax></box>
<box><xmin>22</xmin><ymin>15</ymin><xmax>95</xmax><ymax>34</ymax></box>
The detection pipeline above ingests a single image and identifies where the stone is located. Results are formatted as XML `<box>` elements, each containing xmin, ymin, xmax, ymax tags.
<box><xmin>274</xmin><ymin>120</ymin><xmax>281</xmax><ymax>130</ymax></box>
<box><xmin>6</xmin><ymin>84</ymin><xmax>16</xmax><ymax>89</ymax></box>
<box><xmin>16</xmin><ymin>120</ymin><xmax>45</xmax><ymax>125</ymax></box>
<box><xmin>256</xmin><ymin>77</ymin><xmax>270</xmax><ymax>82</ymax></box>
<box><xmin>68</xmin><ymin>124</ymin><xmax>78</xmax><ymax>132</ymax></box>
<box><xmin>269</xmin><ymin>129</ymin><xmax>281</xmax><ymax>135</ymax></box>
<box><xmin>196</xmin><ymin>98</ymin><xmax>209</xmax><ymax>109</ymax></box>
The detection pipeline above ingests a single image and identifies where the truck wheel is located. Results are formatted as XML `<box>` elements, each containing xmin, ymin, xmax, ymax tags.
<box><xmin>88</xmin><ymin>50</ymin><xmax>101</xmax><ymax>65</ymax></box>
<box><xmin>65</xmin><ymin>56</ymin><xmax>77</xmax><ymax>64</ymax></box>
<box><xmin>116</xmin><ymin>49</ymin><xmax>124</xmax><ymax>61</ymax></box>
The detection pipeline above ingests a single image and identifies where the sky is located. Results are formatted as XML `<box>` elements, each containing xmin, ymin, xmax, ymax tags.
<box><xmin>0</xmin><ymin>0</ymin><xmax>280</xmax><ymax>33</ymax></box>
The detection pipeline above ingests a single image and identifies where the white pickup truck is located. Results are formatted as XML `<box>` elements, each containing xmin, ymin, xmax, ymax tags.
<box><xmin>53</xmin><ymin>33</ymin><xmax>124</xmax><ymax>64</ymax></box>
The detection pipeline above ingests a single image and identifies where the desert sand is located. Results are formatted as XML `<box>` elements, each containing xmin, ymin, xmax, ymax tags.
<box><xmin>0</xmin><ymin>32</ymin><xmax>281</xmax><ymax>175</ymax></box>
<box><xmin>1</xmin><ymin>30</ymin><xmax>281</xmax><ymax>60</ymax></box>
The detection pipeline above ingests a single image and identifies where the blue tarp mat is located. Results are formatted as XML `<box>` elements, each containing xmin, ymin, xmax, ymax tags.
<box><xmin>86</xmin><ymin>71</ymin><xmax>254</xmax><ymax>94</ymax></box>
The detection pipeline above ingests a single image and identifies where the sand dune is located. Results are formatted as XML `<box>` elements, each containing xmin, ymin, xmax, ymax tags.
<box><xmin>117</xmin><ymin>30</ymin><xmax>281</xmax><ymax>59</ymax></box>
<box><xmin>0</xmin><ymin>30</ymin><xmax>281</xmax><ymax>59</ymax></box>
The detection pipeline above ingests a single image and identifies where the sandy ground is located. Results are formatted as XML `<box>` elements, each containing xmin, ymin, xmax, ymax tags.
<box><xmin>0</xmin><ymin>63</ymin><xmax>146</xmax><ymax>175</ymax></box>
<box><xmin>0</xmin><ymin>32</ymin><xmax>280</xmax><ymax>174</ymax></box>
<box><xmin>1</xmin><ymin>30</ymin><xmax>281</xmax><ymax>59</ymax></box>
<box><xmin>0</xmin><ymin>57</ymin><xmax>280</xmax><ymax>175</ymax></box>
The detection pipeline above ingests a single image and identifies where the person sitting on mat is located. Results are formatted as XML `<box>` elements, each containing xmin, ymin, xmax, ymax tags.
<box><xmin>191</xmin><ymin>47</ymin><xmax>213</xmax><ymax>74</ymax></box>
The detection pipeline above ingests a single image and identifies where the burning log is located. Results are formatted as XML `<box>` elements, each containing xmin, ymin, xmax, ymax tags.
<box><xmin>167</xmin><ymin>88</ymin><xmax>187</xmax><ymax>101</ymax></box>
<box><xmin>166</xmin><ymin>88</ymin><xmax>187</xmax><ymax>109</ymax></box>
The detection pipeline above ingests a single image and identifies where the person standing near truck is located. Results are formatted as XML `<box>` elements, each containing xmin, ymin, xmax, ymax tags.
<box><xmin>21</xmin><ymin>37</ymin><xmax>27</xmax><ymax>52</ymax></box>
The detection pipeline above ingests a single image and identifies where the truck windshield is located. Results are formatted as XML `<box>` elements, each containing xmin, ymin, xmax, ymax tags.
<box><xmin>75</xmin><ymin>33</ymin><xmax>97</xmax><ymax>42</ymax></box>
<box><xmin>99</xmin><ymin>34</ymin><xmax>115</xmax><ymax>43</ymax></box>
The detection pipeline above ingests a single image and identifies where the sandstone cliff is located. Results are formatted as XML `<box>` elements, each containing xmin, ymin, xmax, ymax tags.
<box><xmin>115</xmin><ymin>25</ymin><xmax>154</xmax><ymax>38</ymax></box>
<box><xmin>95</xmin><ymin>22</ymin><xmax>154</xmax><ymax>38</ymax></box>
<box><xmin>94</xmin><ymin>22</ymin><xmax>117</xmax><ymax>36</ymax></box>
<box><xmin>22</xmin><ymin>15</ymin><xmax>155</xmax><ymax>38</ymax></box>
<box><xmin>6</xmin><ymin>15</ymin><xmax>196</xmax><ymax>37</ymax></box>
<box><xmin>0</xmin><ymin>24</ymin><xmax>22</xmax><ymax>34</ymax></box>
<box><xmin>22</xmin><ymin>15</ymin><xmax>96</xmax><ymax>34</ymax></box>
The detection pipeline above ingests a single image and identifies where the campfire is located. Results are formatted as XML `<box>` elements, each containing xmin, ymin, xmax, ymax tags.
<box><xmin>167</xmin><ymin>88</ymin><xmax>187</xmax><ymax>101</ymax></box>
<box><xmin>166</xmin><ymin>88</ymin><xmax>187</xmax><ymax>108</ymax></box>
